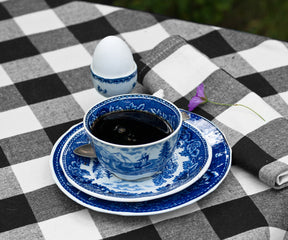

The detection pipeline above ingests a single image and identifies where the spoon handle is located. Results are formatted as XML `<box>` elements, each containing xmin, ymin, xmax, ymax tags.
<box><xmin>73</xmin><ymin>144</ymin><xmax>97</xmax><ymax>158</ymax></box>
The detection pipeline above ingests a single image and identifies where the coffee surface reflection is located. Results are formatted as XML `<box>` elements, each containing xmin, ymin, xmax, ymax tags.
<box><xmin>91</xmin><ymin>110</ymin><xmax>173</xmax><ymax>145</ymax></box>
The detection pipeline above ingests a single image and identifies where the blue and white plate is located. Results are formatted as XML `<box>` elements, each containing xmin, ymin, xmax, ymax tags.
<box><xmin>60</xmin><ymin>121</ymin><xmax>212</xmax><ymax>202</ymax></box>
<box><xmin>50</xmin><ymin>110</ymin><xmax>231</xmax><ymax>216</ymax></box>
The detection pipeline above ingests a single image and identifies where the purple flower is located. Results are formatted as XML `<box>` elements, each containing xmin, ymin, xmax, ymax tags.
<box><xmin>187</xmin><ymin>83</ymin><xmax>265</xmax><ymax>121</ymax></box>
<box><xmin>188</xmin><ymin>83</ymin><xmax>207</xmax><ymax>111</ymax></box>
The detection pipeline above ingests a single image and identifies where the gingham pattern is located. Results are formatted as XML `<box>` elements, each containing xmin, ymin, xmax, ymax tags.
<box><xmin>0</xmin><ymin>1</ymin><xmax>287</xmax><ymax>239</ymax></box>
<box><xmin>139</xmin><ymin>35</ymin><xmax>288</xmax><ymax>190</ymax></box>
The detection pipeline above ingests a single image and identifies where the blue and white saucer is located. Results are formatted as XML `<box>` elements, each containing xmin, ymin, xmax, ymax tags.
<box><xmin>50</xmin><ymin>110</ymin><xmax>231</xmax><ymax>216</ymax></box>
<box><xmin>60</xmin><ymin>121</ymin><xmax>212</xmax><ymax>202</ymax></box>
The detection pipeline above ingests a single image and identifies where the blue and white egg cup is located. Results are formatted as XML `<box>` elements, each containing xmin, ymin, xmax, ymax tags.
<box><xmin>83</xmin><ymin>94</ymin><xmax>182</xmax><ymax>181</ymax></box>
<box><xmin>90</xmin><ymin>65</ymin><xmax>137</xmax><ymax>97</ymax></box>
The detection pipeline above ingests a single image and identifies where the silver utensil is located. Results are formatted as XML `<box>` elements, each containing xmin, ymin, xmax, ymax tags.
<box><xmin>73</xmin><ymin>111</ymin><xmax>190</xmax><ymax>158</ymax></box>
<box><xmin>73</xmin><ymin>143</ymin><xmax>97</xmax><ymax>158</ymax></box>
<box><xmin>181</xmin><ymin>111</ymin><xmax>190</xmax><ymax>121</ymax></box>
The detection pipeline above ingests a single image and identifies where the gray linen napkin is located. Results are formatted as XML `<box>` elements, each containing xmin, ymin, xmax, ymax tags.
<box><xmin>138</xmin><ymin>35</ymin><xmax>288</xmax><ymax>189</ymax></box>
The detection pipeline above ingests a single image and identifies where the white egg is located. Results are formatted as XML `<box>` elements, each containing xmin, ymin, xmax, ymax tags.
<box><xmin>91</xmin><ymin>36</ymin><xmax>136</xmax><ymax>78</ymax></box>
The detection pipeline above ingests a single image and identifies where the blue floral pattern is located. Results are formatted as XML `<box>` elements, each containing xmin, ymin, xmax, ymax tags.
<box><xmin>84</xmin><ymin>94</ymin><xmax>182</xmax><ymax>180</ymax></box>
<box><xmin>90</xmin><ymin>66</ymin><xmax>137</xmax><ymax>97</ymax></box>
<box><xmin>97</xmin><ymin>85</ymin><xmax>107</xmax><ymax>94</ymax></box>
<box><xmin>51</xmin><ymin>110</ymin><xmax>231</xmax><ymax>215</ymax></box>
<box><xmin>60</xmin><ymin>119</ymin><xmax>212</xmax><ymax>202</ymax></box>
<box><xmin>91</xmin><ymin>68</ymin><xmax>137</xmax><ymax>84</ymax></box>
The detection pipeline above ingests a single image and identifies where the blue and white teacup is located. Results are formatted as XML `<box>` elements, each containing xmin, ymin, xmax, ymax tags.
<box><xmin>83</xmin><ymin>94</ymin><xmax>182</xmax><ymax>180</ymax></box>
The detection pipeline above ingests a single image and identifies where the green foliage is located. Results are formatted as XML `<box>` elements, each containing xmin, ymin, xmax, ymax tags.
<box><xmin>111</xmin><ymin>0</ymin><xmax>288</xmax><ymax>41</ymax></box>
<box><xmin>114</xmin><ymin>0</ymin><xmax>234</xmax><ymax>24</ymax></box>
<box><xmin>220</xmin><ymin>0</ymin><xmax>288</xmax><ymax>41</ymax></box>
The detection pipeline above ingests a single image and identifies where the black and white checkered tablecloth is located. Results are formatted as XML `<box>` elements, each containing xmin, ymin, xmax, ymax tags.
<box><xmin>0</xmin><ymin>0</ymin><xmax>288</xmax><ymax>239</ymax></box>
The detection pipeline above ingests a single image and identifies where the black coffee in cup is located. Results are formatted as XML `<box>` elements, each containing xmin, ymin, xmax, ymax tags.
<box><xmin>90</xmin><ymin>110</ymin><xmax>173</xmax><ymax>145</ymax></box>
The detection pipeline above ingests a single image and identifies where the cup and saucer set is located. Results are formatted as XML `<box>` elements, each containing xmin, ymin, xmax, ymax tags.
<box><xmin>50</xmin><ymin>94</ymin><xmax>231</xmax><ymax>216</ymax></box>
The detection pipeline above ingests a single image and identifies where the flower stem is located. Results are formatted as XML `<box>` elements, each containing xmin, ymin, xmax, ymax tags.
<box><xmin>235</xmin><ymin>104</ymin><xmax>265</xmax><ymax>121</ymax></box>
<box><xmin>206</xmin><ymin>100</ymin><xmax>265</xmax><ymax>121</ymax></box>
